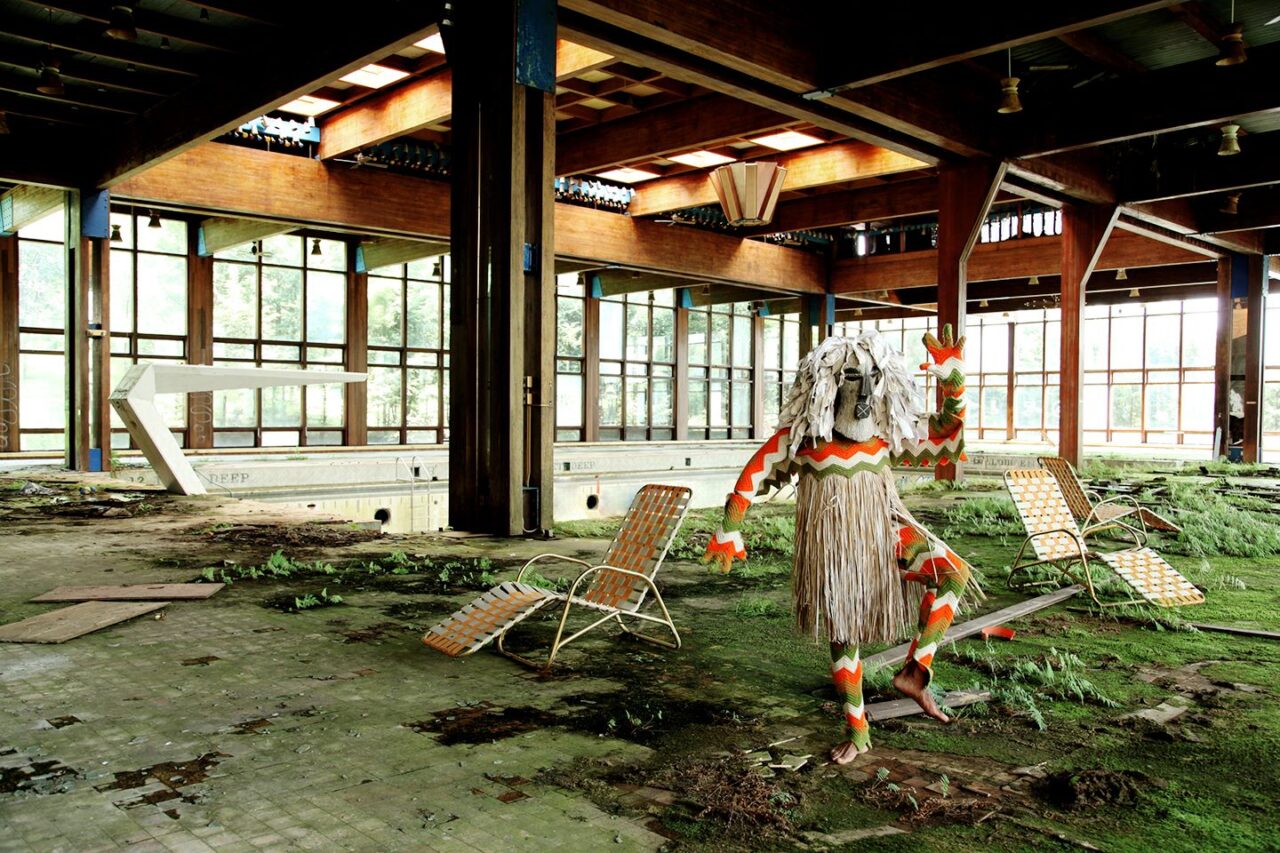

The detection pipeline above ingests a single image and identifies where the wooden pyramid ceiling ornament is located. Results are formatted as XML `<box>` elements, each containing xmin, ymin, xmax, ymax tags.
<box><xmin>708</xmin><ymin>162</ymin><xmax>788</xmax><ymax>227</ymax></box>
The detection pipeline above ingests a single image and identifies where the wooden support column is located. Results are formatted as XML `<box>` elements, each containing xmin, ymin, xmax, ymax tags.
<box><xmin>0</xmin><ymin>234</ymin><xmax>18</xmax><ymax>452</ymax></box>
<box><xmin>1212</xmin><ymin>257</ymin><xmax>1233</xmax><ymax>459</ymax></box>
<box><xmin>1058</xmin><ymin>203</ymin><xmax>1119</xmax><ymax>468</ymax></box>
<box><xmin>936</xmin><ymin>160</ymin><xmax>1006</xmax><ymax>480</ymax></box>
<box><xmin>673</xmin><ymin>298</ymin><xmax>688</xmax><ymax>440</ymax></box>
<box><xmin>65</xmin><ymin>190</ymin><xmax>113</xmax><ymax>472</ymax></box>
<box><xmin>344</xmin><ymin>240</ymin><xmax>369</xmax><ymax>447</ymax></box>
<box><xmin>583</xmin><ymin>280</ymin><xmax>601</xmax><ymax>442</ymax></box>
<box><xmin>798</xmin><ymin>294</ymin><xmax>833</xmax><ymax>356</ymax></box>
<box><xmin>751</xmin><ymin>310</ymin><xmax>766</xmax><ymax>439</ymax></box>
<box><xmin>186</xmin><ymin>221</ymin><xmax>215</xmax><ymax>450</ymax></box>
<box><xmin>1243</xmin><ymin>254</ymin><xmax>1267</xmax><ymax>462</ymax></box>
<box><xmin>446</xmin><ymin>0</ymin><xmax>557</xmax><ymax>535</ymax></box>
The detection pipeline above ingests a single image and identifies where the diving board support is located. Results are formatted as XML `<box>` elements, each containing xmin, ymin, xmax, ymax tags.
<box><xmin>110</xmin><ymin>364</ymin><xmax>366</xmax><ymax>495</ymax></box>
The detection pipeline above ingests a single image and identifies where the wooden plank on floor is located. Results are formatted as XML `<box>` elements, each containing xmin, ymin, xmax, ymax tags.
<box><xmin>1190</xmin><ymin>623</ymin><xmax>1280</xmax><ymax>640</ymax></box>
<box><xmin>0</xmin><ymin>601</ymin><xmax>169</xmax><ymax>644</ymax></box>
<box><xmin>864</xmin><ymin>585</ymin><xmax>1085</xmax><ymax>670</ymax></box>
<box><xmin>866</xmin><ymin>689</ymin><xmax>993</xmax><ymax>721</ymax></box>
<box><xmin>31</xmin><ymin>583</ymin><xmax>223</xmax><ymax>602</ymax></box>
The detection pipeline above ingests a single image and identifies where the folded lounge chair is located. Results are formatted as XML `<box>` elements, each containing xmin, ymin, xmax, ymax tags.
<box><xmin>1038</xmin><ymin>456</ymin><xmax>1182</xmax><ymax>540</ymax></box>
<box><xmin>423</xmin><ymin>484</ymin><xmax>692</xmax><ymax>669</ymax></box>
<box><xmin>1004</xmin><ymin>468</ymin><xmax>1203</xmax><ymax>609</ymax></box>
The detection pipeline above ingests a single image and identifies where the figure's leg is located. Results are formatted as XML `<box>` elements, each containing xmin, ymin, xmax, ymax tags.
<box><xmin>892</xmin><ymin>523</ymin><xmax>969</xmax><ymax>722</ymax></box>
<box><xmin>829</xmin><ymin>641</ymin><xmax>870</xmax><ymax>763</ymax></box>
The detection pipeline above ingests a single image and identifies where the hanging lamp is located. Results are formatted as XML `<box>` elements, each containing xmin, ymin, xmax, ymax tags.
<box><xmin>1218</xmin><ymin>124</ymin><xmax>1241</xmax><ymax>156</ymax></box>
<box><xmin>708</xmin><ymin>162</ymin><xmax>787</xmax><ymax>226</ymax></box>
<box><xmin>997</xmin><ymin>48</ymin><xmax>1022</xmax><ymax>114</ymax></box>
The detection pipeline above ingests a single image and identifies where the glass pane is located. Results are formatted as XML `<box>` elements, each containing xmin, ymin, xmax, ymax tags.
<box><xmin>688</xmin><ymin>380</ymin><xmax>707</xmax><ymax>427</ymax></box>
<box><xmin>1145</xmin><ymin>315</ymin><xmax>1180</xmax><ymax>368</ymax></box>
<box><xmin>1014</xmin><ymin>323</ymin><xmax>1043</xmax><ymax>371</ymax></box>
<box><xmin>625</xmin><ymin>304</ymin><xmax>649</xmax><ymax>361</ymax></box>
<box><xmin>405</xmin><ymin>367</ymin><xmax>439</xmax><ymax>426</ymax></box>
<box><xmin>1110</xmin><ymin>385</ymin><xmax>1142</xmax><ymax>429</ymax></box>
<box><xmin>782</xmin><ymin>320</ymin><xmax>799</xmax><ymax>367</ymax></box>
<box><xmin>306</xmin><ymin>270</ymin><xmax>345</xmax><ymax>343</ymax></box>
<box><xmin>306</xmin><ymin>238</ymin><xmax>346</xmax><ymax>272</ymax></box>
<box><xmin>213</xmin><ymin>263</ymin><xmax>257</xmax><ymax>339</ymax></box>
<box><xmin>652</xmin><ymin>378</ymin><xmax>673</xmax><ymax>426</ymax></box>
<box><xmin>367</xmin><ymin>366</ymin><xmax>403</xmax><ymax>427</ymax></box>
<box><xmin>368</xmin><ymin>276</ymin><xmax>403</xmax><ymax>347</ymax></box>
<box><xmin>136</xmin><ymin>217</ymin><xmax>186</xmax><ymax>254</ymax></box>
<box><xmin>261</xmin><ymin>234</ymin><xmax>302</xmax><ymax>267</ymax></box>
<box><xmin>763</xmin><ymin>319</ymin><xmax>780</xmax><ymax>371</ymax></box>
<box><xmin>136</xmin><ymin>253</ymin><xmax>187</xmax><ymax>335</ymax></box>
<box><xmin>981</xmin><ymin>323</ymin><xmax>1008</xmax><ymax>372</ymax></box>
<box><xmin>19</xmin><ymin>353</ymin><xmax>64</xmax><ymax>429</ymax></box>
<box><xmin>557</xmin><ymin>296</ymin><xmax>583</xmax><ymax>357</ymax></box>
<box><xmin>18</xmin><ymin>208</ymin><xmax>63</xmax><ymax>241</ymax></box>
<box><xmin>407</xmin><ymin>280</ymin><xmax>441</xmax><ymax>349</ymax></box>
<box><xmin>732</xmin><ymin>315</ymin><xmax>751</xmax><ymax>366</ymax></box>
<box><xmin>1044</xmin><ymin>321</ymin><xmax>1060</xmax><ymax>371</ymax></box>
<box><xmin>556</xmin><ymin>374</ymin><xmax>582</xmax><ymax>427</ymax></box>
<box><xmin>732</xmin><ymin>380</ymin><xmax>751</xmax><ymax>425</ymax></box>
<box><xmin>18</xmin><ymin>241</ymin><xmax>65</xmax><ymax>329</ymax></box>
<box><xmin>1014</xmin><ymin>385</ymin><xmax>1042</xmax><ymax>428</ymax></box>
<box><xmin>1182</xmin><ymin>311</ymin><xmax>1216</xmax><ymax>368</ymax></box>
<box><xmin>688</xmin><ymin>311</ymin><xmax>708</xmax><ymax>365</ymax></box>
<box><xmin>710</xmin><ymin>312</ymin><xmax>730</xmax><ymax>365</ymax></box>
<box><xmin>980</xmin><ymin>386</ymin><xmax>1007</xmax><ymax>428</ymax></box>
<box><xmin>651</xmin><ymin>308</ymin><xmax>673</xmax><ymax>362</ymax></box>
<box><xmin>262</xmin><ymin>266</ymin><xmax>303</xmax><ymax>341</ymax></box>
<box><xmin>306</xmin><ymin>371</ymin><xmax>345</xmax><ymax>428</ymax></box>
<box><xmin>1110</xmin><ymin>316</ymin><xmax>1143</xmax><ymax>369</ymax></box>
<box><xmin>1144</xmin><ymin>385</ymin><xmax>1177</xmax><ymax>430</ymax></box>
<box><xmin>709</xmin><ymin>379</ymin><xmax>729</xmax><ymax>426</ymax></box>
<box><xmin>110</xmin><ymin>212</ymin><xmax>134</xmax><ymax>249</ymax></box>
<box><xmin>1083</xmin><ymin>318</ymin><xmax>1108</xmax><ymax>370</ymax></box>
<box><xmin>599</xmin><ymin>300</ymin><xmax>624</xmax><ymax>360</ymax></box>
<box><xmin>262</xmin><ymin>383</ymin><xmax>301</xmax><ymax>427</ymax></box>
<box><xmin>110</xmin><ymin>249</ymin><xmax>134</xmax><ymax>334</ymax></box>
<box><xmin>1083</xmin><ymin>385</ymin><xmax>1108</xmax><ymax>429</ymax></box>
<box><xmin>599</xmin><ymin>376</ymin><xmax>622</xmax><ymax>426</ymax></box>
<box><xmin>213</xmin><ymin>388</ymin><xmax>256</xmax><ymax>427</ymax></box>
<box><xmin>625</xmin><ymin>377</ymin><xmax>648</xmax><ymax>427</ymax></box>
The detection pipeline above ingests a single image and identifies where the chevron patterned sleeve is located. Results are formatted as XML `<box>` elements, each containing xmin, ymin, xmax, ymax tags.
<box><xmin>703</xmin><ymin>428</ymin><xmax>792</xmax><ymax>573</ymax></box>
<box><xmin>893</xmin><ymin>324</ymin><xmax>967</xmax><ymax>468</ymax></box>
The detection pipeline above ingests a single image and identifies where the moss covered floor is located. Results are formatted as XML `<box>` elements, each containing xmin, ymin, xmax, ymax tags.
<box><xmin>1</xmin><ymin>464</ymin><xmax>1277</xmax><ymax>851</ymax></box>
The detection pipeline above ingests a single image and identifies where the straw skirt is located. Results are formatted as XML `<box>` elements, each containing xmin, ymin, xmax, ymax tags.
<box><xmin>792</xmin><ymin>467</ymin><xmax>922</xmax><ymax>645</ymax></box>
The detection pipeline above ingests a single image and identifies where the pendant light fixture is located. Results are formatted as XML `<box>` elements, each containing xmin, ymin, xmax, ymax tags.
<box><xmin>36</xmin><ymin>10</ymin><xmax>64</xmax><ymax>97</ymax></box>
<box><xmin>1218</xmin><ymin>123</ymin><xmax>1241</xmax><ymax>156</ymax></box>
<box><xmin>311</xmin><ymin>238</ymin><xmax>322</xmax><ymax>257</ymax></box>
<box><xmin>1217</xmin><ymin>0</ymin><xmax>1247</xmax><ymax>65</ymax></box>
<box><xmin>979</xmin><ymin>299</ymin><xmax>990</xmax><ymax>308</ymax></box>
<box><xmin>147</xmin><ymin>210</ymin><xmax>161</xmax><ymax>228</ymax></box>
<box><xmin>0</xmin><ymin>109</ymin><xmax>9</xmax><ymax>135</ymax></box>
<box><xmin>160</xmin><ymin>37</ymin><xmax>172</xmax><ymax>50</ymax></box>
<box><xmin>110</xmin><ymin>224</ymin><xmax>122</xmax><ymax>242</ymax></box>
<box><xmin>708</xmin><ymin>161</ymin><xmax>787</xmax><ymax>226</ymax></box>
<box><xmin>997</xmin><ymin>48</ymin><xmax>1022</xmax><ymax>114</ymax></box>
<box><xmin>1115</xmin><ymin>268</ymin><xmax>1128</xmax><ymax>281</ymax></box>
<box><xmin>1128</xmin><ymin>288</ymin><xmax>1140</xmax><ymax>299</ymax></box>
<box><xmin>1220</xmin><ymin>192</ymin><xmax>1241</xmax><ymax>215</ymax></box>
<box><xmin>199</xmin><ymin>7</ymin><xmax>210</xmax><ymax>21</ymax></box>
<box><xmin>1028</xmin><ymin>274</ymin><xmax>1040</xmax><ymax>285</ymax></box>
<box><xmin>105</xmin><ymin>3</ymin><xmax>138</xmax><ymax>42</ymax></box>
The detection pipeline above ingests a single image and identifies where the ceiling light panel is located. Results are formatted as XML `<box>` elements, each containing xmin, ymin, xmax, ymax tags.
<box><xmin>414</xmin><ymin>33</ymin><xmax>445</xmax><ymax>53</ymax></box>
<box><xmin>595</xmin><ymin>167</ymin><xmax>660</xmax><ymax>183</ymax></box>
<box><xmin>667</xmin><ymin>150</ymin><xmax>736</xmax><ymax>168</ymax></box>
<box><xmin>749</xmin><ymin>130</ymin><xmax>823</xmax><ymax>151</ymax></box>
<box><xmin>340</xmin><ymin>64</ymin><xmax>410</xmax><ymax>89</ymax></box>
<box><xmin>278</xmin><ymin>95</ymin><xmax>342</xmax><ymax>117</ymax></box>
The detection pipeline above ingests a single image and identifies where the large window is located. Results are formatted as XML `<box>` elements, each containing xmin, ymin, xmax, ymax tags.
<box><xmin>688</xmin><ymin>302</ymin><xmax>753</xmax><ymax>439</ymax></box>
<box><xmin>1265</xmin><ymin>296</ymin><xmax>1280</xmax><ymax>460</ymax></box>
<box><xmin>598</xmin><ymin>289</ymin><xmax>675</xmax><ymax>440</ymax></box>
<box><xmin>16</xmin><ymin>209</ymin><xmax>66</xmax><ymax>451</ymax></box>
<box><xmin>1082</xmin><ymin>299</ymin><xmax>1216</xmax><ymax>448</ymax></box>
<box><xmin>555</xmin><ymin>274</ymin><xmax>586</xmax><ymax>441</ymax></box>
<box><xmin>211</xmin><ymin>234</ymin><xmax>347</xmax><ymax>447</ymax></box>
<box><xmin>366</xmin><ymin>255</ymin><xmax>449</xmax><ymax>445</ymax></box>
<box><xmin>108</xmin><ymin>210</ymin><xmax>189</xmax><ymax>448</ymax></box>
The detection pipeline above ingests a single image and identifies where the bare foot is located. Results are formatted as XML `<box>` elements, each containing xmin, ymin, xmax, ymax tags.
<box><xmin>892</xmin><ymin>665</ymin><xmax>950</xmax><ymax>723</ymax></box>
<box><xmin>830</xmin><ymin>741</ymin><xmax>870</xmax><ymax>764</ymax></box>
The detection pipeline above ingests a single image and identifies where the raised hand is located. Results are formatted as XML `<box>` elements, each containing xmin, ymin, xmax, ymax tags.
<box><xmin>920</xmin><ymin>324</ymin><xmax>966</xmax><ymax>388</ymax></box>
<box><xmin>701</xmin><ymin>547</ymin><xmax>736</xmax><ymax>575</ymax></box>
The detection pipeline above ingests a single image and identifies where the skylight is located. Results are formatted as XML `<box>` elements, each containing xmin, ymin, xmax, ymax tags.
<box><xmin>667</xmin><ymin>150</ymin><xmax>736</xmax><ymax>168</ymax></box>
<box><xmin>749</xmin><ymin>130</ymin><xmax>823</xmax><ymax>151</ymax></box>
<box><xmin>595</xmin><ymin>167</ymin><xmax>660</xmax><ymax>184</ymax></box>
<box><xmin>340</xmin><ymin>64</ymin><xmax>410</xmax><ymax>89</ymax></box>
<box><xmin>277</xmin><ymin>95</ymin><xmax>342</xmax><ymax>117</ymax></box>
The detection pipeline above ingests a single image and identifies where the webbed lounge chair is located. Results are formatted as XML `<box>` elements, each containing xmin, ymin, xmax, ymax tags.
<box><xmin>423</xmin><ymin>484</ymin><xmax>692</xmax><ymax>669</ymax></box>
<box><xmin>1039</xmin><ymin>456</ymin><xmax>1182</xmax><ymax>542</ymax></box>
<box><xmin>1004</xmin><ymin>469</ymin><xmax>1203</xmax><ymax>609</ymax></box>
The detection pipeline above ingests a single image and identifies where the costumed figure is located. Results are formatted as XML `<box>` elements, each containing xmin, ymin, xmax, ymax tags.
<box><xmin>703</xmin><ymin>325</ymin><xmax>976</xmax><ymax>763</ymax></box>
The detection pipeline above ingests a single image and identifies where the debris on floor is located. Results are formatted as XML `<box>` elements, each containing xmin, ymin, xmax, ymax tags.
<box><xmin>0</xmin><ymin>601</ymin><xmax>169</xmax><ymax>644</ymax></box>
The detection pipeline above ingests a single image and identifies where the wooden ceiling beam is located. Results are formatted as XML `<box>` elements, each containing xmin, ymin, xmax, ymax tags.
<box><xmin>0</xmin><ymin>18</ymin><xmax>203</xmax><ymax>77</ymax></box>
<box><xmin>1121</xmin><ymin>132</ymin><xmax>1280</xmax><ymax>203</ymax></box>
<box><xmin>320</xmin><ymin>38</ymin><xmax>614</xmax><ymax>160</ymax></box>
<box><xmin>111</xmin><ymin>143</ymin><xmax>825</xmax><ymax>295</ymax></box>
<box><xmin>815</xmin><ymin>1</ymin><xmax>1177</xmax><ymax>90</ymax></box>
<box><xmin>357</xmin><ymin>237</ymin><xmax>450</xmax><ymax>272</ymax></box>
<box><xmin>628</xmin><ymin>141</ymin><xmax>927</xmax><ymax>217</ymax></box>
<box><xmin>175</xmin><ymin>0</ymin><xmax>289</xmax><ymax>27</ymax></box>
<box><xmin>0</xmin><ymin>184</ymin><xmax>64</xmax><ymax>233</ymax></box>
<box><xmin>1056</xmin><ymin>30</ymin><xmax>1149</xmax><ymax>75</ymax></box>
<box><xmin>196</xmin><ymin>217</ymin><xmax>291</xmax><ymax>256</ymax></box>
<box><xmin>1166</xmin><ymin>1</ymin><xmax>1226</xmax><ymax>46</ymax></box>
<box><xmin>95</xmin><ymin>4</ymin><xmax>441</xmax><ymax>185</ymax></box>
<box><xmin>556</xmin><ymin>93</ymin><xmax>790</xmax><ymax>176</ymax></box>
<box><xmin>741</xmin><ymin>178</ymin><xmax>940</xmax><ymax>236</ymax></box>
<box><xmin>684</xmin><ymin>284</ymin><xmax>783</xmax><ymax>306</ymax></box>
<box><xmin>831</xmin><ymin>231</ymin><xmax>1206</xmax><ymax>293</ymax></box>
<box><xmin>0</xmin><ymin>51</ymin><xmax>176</xmax><ymax>97</ymax></box>
<box><xmin>1121</xmin><ymin>199</ymin><xmax>1265</xmax><ymax>254</ymax></box>
<box><xmin>558</xmin><ymin>8</ymin><xmax>950</xmax><ymax>163</ymax></box>
<box><xmin>594</xmin><ymin>270</ymin><xmax>704</xmax><ymax>297</ymax></box>
<box><xmin>1195</xmin><ymin>192</ymin><xmax>1280</xmax><ymax>234</ymax></box>
<box><xmin>1013</xmin><ymin>41</ymin><xmax>1280</xmax><ymax>157</ymax></box>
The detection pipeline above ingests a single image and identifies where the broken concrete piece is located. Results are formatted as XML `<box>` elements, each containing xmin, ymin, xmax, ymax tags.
<box><xmin>1123</xmin><ymin>702</ymin><xmax>1189</xmax><ymax>725</ymax></box>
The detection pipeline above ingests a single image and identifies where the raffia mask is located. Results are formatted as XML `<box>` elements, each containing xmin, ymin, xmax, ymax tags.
<box><xmin>841</xmin><ymin>366</ymin><xmax>882</xmax><ymax>420</ymax></box>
